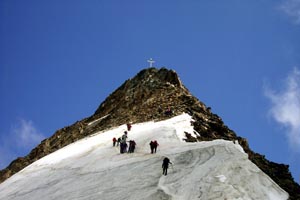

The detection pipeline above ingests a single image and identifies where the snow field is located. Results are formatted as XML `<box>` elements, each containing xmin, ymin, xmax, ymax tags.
<box><xmin>0</xmin><ymin>113</ymin><xmax>289</xmax><ymax>200</ymax></box>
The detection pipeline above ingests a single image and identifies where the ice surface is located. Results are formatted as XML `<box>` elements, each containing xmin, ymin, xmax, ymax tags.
<box><xmin>0</xmin><ymin>113</ymin><xmax>289</xmax><ymax>200</ymax></box>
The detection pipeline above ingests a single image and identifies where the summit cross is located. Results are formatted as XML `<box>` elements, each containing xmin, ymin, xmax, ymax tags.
<box><xmin>147</xmin><ymin>58</ymin><xmax>155</xmax><ymax>67</ymax></box>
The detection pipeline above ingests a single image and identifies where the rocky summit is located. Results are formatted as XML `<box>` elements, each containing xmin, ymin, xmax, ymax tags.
<box><xmin>0</xmin><ymin>67</ymin><xmax>299</xmax><ymax>199</ymax></box>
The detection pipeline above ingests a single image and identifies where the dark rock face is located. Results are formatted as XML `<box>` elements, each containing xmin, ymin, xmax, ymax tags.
<box><xmin>0</xmin><ymin>67</ymin><xmax>299</xmax><ymax>199</ymax></box>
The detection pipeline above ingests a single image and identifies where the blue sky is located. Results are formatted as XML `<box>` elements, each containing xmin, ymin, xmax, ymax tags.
<box><xmin>0</xmin><ymin>0</ymin><xmax>300</xmax><ymax>183</ymax></box>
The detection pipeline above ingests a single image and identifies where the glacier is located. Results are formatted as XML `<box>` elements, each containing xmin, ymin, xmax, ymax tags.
<box><xmin>0</xmin><ymin>113</ymin><xmax>289</xmax><ymax>200</ymax></box>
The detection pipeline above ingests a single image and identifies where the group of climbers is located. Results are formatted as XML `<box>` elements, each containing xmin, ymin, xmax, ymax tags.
<box><xmin>113</xmin><ymin>133</ymin><xmax>158</xmax><ymax>154</ymax></box>
<box><xmin>111</xmin><ymin>123</ymin><xmax>172</xmax><ymax>175</ymax></box>
<box><xmin>112</xmin><ymin>124</ymin><xmax>136</xmax><ymax>154</ymax></box>
<box><xmin>112</xmin><ymin>134</ymin><xmax>160</xmax><ymax>154</ymax></box>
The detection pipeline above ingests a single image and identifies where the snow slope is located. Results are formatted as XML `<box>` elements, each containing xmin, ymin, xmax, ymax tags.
<box><xmin>0</xmin><ymin>114</ymin><xmax>289</xmax><ymax>200</ymax></box>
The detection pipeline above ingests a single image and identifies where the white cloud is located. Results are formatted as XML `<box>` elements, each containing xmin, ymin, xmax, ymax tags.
<box><xmin>11</xmin><ymin>119</ymin><xmax>45</xmax><ymax>149</ymax></box>
<box><xmin>280</xmin><ymin>0</ymin><xmax>300</xmax><ymax>24</ymax></box>
<box><xmin>264</xmin><ymin>68</ymin><xmax>300</xmax><ymax>151</ymax></box>
<box><xmin>0</xmin><ymin>119</ymin><xmax>45</xmax><ymax>169</ymax></box>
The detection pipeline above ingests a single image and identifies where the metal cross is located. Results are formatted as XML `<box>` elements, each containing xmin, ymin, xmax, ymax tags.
<box><xmin>147</xmin><ymin>58</ymin><xmax>155</xmax><ymax>67</ymax></box>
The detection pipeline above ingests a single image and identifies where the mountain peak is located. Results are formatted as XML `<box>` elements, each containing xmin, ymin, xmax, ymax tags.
<box><xmin>134</xmin><ymin>67</ymin><xmax>182</xmax><ymax>87</ymax></box>
<box><xmin>91</xmin><ymin>67</ymin><xmax>203</xmax><ymax>130</ymax></box>
<box><xmin>1</xmin><ymin>67</ymin><xmax>299</xmax><ymax>199</ymax></box>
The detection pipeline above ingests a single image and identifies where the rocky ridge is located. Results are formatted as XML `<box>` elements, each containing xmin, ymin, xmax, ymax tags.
<box><xmin>0</xmin><ymin>67</ymin><xmax>299</xmax><ymax>199</ymax></box>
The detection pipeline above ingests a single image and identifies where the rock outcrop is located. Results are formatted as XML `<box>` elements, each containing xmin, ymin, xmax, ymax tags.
<box><xmin>0</xmin><ymin>67</ymin><xmax>299</xmax><ymax>199</ymax></box>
